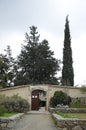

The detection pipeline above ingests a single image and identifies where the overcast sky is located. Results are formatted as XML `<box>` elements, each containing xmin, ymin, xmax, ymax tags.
<box><xmin>0</xmin><ymin>0</ymin><xmax>86</xmax><ymax>86</ymax></box>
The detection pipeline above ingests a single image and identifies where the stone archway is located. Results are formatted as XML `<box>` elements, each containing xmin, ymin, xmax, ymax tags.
<box><xmin>31</xmin><ymin>89</ymin><xmax>47</xmax><ymax>110</ymax></box>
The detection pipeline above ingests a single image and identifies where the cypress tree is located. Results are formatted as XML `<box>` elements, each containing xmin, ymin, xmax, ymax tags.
<box><xmin>62</xmin><ymin>16</ymin><xmax>74</xmax><ymax>86</ymax></box>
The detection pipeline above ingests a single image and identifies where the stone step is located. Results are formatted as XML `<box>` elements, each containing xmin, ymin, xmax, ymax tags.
<box><xmin>27</xmin><ymin>111</ymin><xmax>50</xmax><ymax>114</ymax></box>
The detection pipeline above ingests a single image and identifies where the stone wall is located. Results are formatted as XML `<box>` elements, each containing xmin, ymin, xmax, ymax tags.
<box><xmin>57</xmin><ymin>119</ymin><xmax>86</xmax><ymax>130</ymax></box>
<box><xmin>72</xmin><ymin>97</ymin><xmax>86</xmax><ymax>105</ymax></box>
<box><xmin>0</xmin><ymin>113</ymin><xmax>24</xmax><ymax>130</ymax></box>
<box><xmin>48</xmin><ymin>85</ymin><xmax>86</xmax><ymax>98</ymax></box>
<box><xmin>52</xmin><ymin>113</ymin><xmax>86</xmax><ymax>130</ymax></box>
<box><xmin>0</xmin><ymin>85</ymin><xmax>86</xmax><ymax>100</ymax></box>
<box><xmin>0</xmin><ymin>85</ymin><xmax>29</xmax><ymax>100</ymax></box>
<box><xmin>0</xmin><ymin>85</ymin><xmax>86</xmax><ymax>110</ymax></box>
<box><xmin>49</xmin><ymin>108</ymin><xmax>86</xmax><ymax>113</ymax></box>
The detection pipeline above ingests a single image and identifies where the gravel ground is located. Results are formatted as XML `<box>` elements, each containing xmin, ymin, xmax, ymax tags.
<box><xmin>14</xmin><ymin>113</ymin><xmax>57</xmax><ymax>130</ymax></box>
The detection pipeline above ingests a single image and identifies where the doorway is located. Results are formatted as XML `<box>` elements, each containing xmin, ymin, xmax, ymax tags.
<box><xmin>31</xmin><ymin>90</ymin><xmax>46</xmax><ymax>110</ymax></box>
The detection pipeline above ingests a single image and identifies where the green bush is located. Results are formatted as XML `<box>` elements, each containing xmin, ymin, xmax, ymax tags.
<box><xmin>0</xmin><ymin>95</ymin><xmax>6</xmax><ymax>105</ymax></box>
<box><xmin>2</xmin><ymin>94</ymin><xmax>30</xmax><ymax>113</ymax></box>
<box><xmin>71</xmin><ymin>98</ymin><xmax>86</xmax><ymax>108</ymax></box>
<box><xmin>80</xmin><ymin>86</ymin><xmax>86</xmax><ymax>92</ymax></box>
<box><xmin>50</xmin><ymin>91</ymin><xmax>71</xmax><ymax>107</ymax></box>
<box><xmin>0</xmin><ymin>105</ymin><xmax>7</xmax><ymax>116</ymax></box>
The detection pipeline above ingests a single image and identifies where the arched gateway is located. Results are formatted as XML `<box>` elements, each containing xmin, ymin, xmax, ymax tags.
<box><xmin>31</xmin><ymin>90</ymin><xmax>47</xmax><ymax>110</ymax></box>
<box><xmin>30</xmin><ymin>85</ymin><xmax>48</xmax><ymax>110</ymax></box>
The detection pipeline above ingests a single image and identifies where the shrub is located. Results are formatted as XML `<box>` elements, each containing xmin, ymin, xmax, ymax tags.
<box><xmin>0</xmin><ymin>105</ymin><xmax>7</xmax><ymax>116</ymax></box>
<box><xmin>71</xmin><ymin>98</ymin><xmax>86</xmax><ymax>108</ymax></box>
<box><xmin>2</xmin><ymin>94</ymin><xmax>30</xmax><ymax>113</ymax></box>
<box><xmin>0</xmin><ymin>95</ymin><xmax>6</xmax><ymax>105</ymax></box>
<box><xmin>80</xmin><ymin>86</ymin><xmax>86</xmax><ymax>92</ymax></box>
<box><xmin>50</xmin><ymin>91</ymin><xmax>71</xmax><ymax>107</ymax></box>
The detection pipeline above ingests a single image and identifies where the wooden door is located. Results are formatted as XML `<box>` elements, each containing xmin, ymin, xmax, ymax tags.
<box><xmin>31</xmin><ymin>90</ymin><xmax>40</xmax><ymax>110</ymax></box>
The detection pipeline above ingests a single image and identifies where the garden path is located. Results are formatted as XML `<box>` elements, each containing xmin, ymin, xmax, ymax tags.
<box><xmin>14</xmin><ymin>111</ymin><xmax>57</xmax><ymax>130</ymax></box>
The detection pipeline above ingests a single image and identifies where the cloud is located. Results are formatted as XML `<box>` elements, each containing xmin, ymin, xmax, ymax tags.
<box><xmin>72</xmin><ymin>34</ymin><xmax>86</xmax><ymax>85</ymax></box>
<box><xmin>0</xmin><ymin>32</ymin><xmax>24</xmax><ymax>57</ymax></box>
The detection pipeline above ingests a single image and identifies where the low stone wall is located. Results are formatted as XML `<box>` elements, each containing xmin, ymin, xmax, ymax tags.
<box><xmin>53</xmin><ymin>113</ymin><xmax>86</xmax><ymax>130</ymax></box>
<box><xmin>49</xmin><ymin>107</ymin><xmax>86</xmax><ymax>113</ymax></box>
<box><xmin>0</xmin><ymin>113</ymin><xmax>24</xmax><ymax>130</ymax></box>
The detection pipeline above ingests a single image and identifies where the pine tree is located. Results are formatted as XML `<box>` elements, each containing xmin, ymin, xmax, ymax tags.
<box><xmin>14</xmin><ymin>26</ymin><xmax>60</xmax><ymax>85</ymax></box>
<box><xmin>0</xmin><ymin>54</ymin><xmax>9</xmax><ymax>87</ymax></box>
<box><xmin>62</xmin><ymin>16</ymin><xmax>74</xmax><ymax>86</ymax></box>
<box><xmin>4</xmin><ymin>46</ymin><xmax>15</xmax><ymax>86</ymax></box>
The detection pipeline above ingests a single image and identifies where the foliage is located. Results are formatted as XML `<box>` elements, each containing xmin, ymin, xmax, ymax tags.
<box><xmin>71</xmin><ymin>98</ymin><xmax>86</xmax><ymax>108</ymax></box>
<box><xmin>0</xmin><ymin>27</ymin><xmax>60</xmax><ymax>87</ymax></box>
<box><xmin>50</xmin><ymin>91</ymin><xmax>71</xmax><ymax>107</ymax></box>
<box><xmin>14</xmin><ymin>26</ymin><xmax>60</xmax><ymax>85</ymax></box>
<box><xmin>57</xmin><ymin>112</ymin><xmax>71</xmax><ymax>118</ymax></box>
<box><xmin>0</xmin><ymin>112</ymin><xmax>17</xmax><ymax>117</ymax></box>
<box><xmin>80</xmin><ymin>86</ymin><xmax>86</xmax><ymax>92</ymax></box>
<box><xmin>0</xmin><ymin>46</ymin><xmax>15</xmax><ymax>88</ymax></box>
<box><xmin>0</xmin><ymin>105</ymin><xmax>7</xmax><ymax>116</ymax></box>
<box><xmin>57</xmin><ymin>112</ymin><xmax>86</xmax><ymax>119</ymax></box>
<box><xmin>0</xmin><ymin>95</ymin><xmax>7</xmax><ymax>104</ymax></box>
<box><xmin>61</xmin><ymin>16</ymin><xmax>74</xmax><ymax>86</ymax></box>
<box><xmin>0</xmin><ymin>54</ymin><xmax>9</xmax><ymax>87</ymax></box>
<box><xmin>51</xmin><ymin>115</ymin><xmax>57</xmax><ymax>125</ymax></box>
<box><xmin>4</xmin><ymin>45</ymin><xmax>15</xmax><ymax>87</ymax></box>
<box><xmin>1</xmin><ymin>94</ymin><xmax>30</xmax><ymax>113</ymax></box>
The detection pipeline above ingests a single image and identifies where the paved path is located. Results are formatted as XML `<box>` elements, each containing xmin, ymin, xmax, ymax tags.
<box><xmin>14</xmin><ymin>112</ymin><xmax>57</xmax><ymax>130</ymax></box>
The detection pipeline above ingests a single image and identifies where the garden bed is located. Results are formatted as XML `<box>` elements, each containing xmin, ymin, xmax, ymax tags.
<box><xmin>49</xmin><ymin>107</ymin><xmax>86</xmax><ymax>130</ymax></box>
<box><xmin>0</xmin><ymin>113</ymin><xmax>24</xmax><ymax>130</ymax></box>
<box><xmin>57</xmin><ymin>112</ymin><xmax>86</xmax><ymax>119</ymax></box>
<box><xmin>52</xmin><ymin>113</ymin><xmax>86</xmax><ymax>130</ymax></box>
<box><xmin>0</xmin><ymin>112</ymin><xmax>18</xmax><ymax>117</ymax></box>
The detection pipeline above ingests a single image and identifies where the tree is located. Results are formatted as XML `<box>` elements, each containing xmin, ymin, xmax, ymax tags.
<box><xmin>14</xmin><ymin>26</ymin><xmax>60</xmax><ymax>85</ymax></box>
<box><xmin>4</xmin><ymin>45</ymin><xmax>15</xmax><ymax>86</ymax></box>
<box><xmin>0</xmin><ymin>54</ymin><xmax>9</xmax><ymax>87</ymax></box>
<box><xmin>34</xmin><ymin>39</ymin><xmax>59</xmax><ymax>84</ymax></box>
<box><xmin>61</xmin><ymin>16</ymin><xmax>74</xmax><ymax>86</ymax></box>
<box><xmin>50</xmin><ymin>91</ymin><xmax>71</xmax><ymax>107</ymax></box>
<box><xmin>0</xmin><ymin>46</ymin><xmax>15</xmax><ymax>88</ymax></box>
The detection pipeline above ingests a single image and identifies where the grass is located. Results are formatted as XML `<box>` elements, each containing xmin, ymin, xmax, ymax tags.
<box><xmin>51</xmin><ymin>115</ymin><xmax>57</xmax><ymax>125</ymax></box>
<box><xmin>0</xmin><ymin>112</ymin><xmax>18</xmax><ymax>117</ymax></box>
<box><xmin>70</xmin><ymin>105</ymin><xmax>86</xmax><ymax>108</ymax></box>
<box><xmin>57</xmin><ymin>112</ymin><xmax>86</xmax><ymax>119</ymax></box>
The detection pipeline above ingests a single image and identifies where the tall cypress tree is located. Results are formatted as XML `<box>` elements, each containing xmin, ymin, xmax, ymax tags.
<box><xmin>62</xmin><ymin>16</ymin><xmax>74</xmax><ymax>86</ymax></box>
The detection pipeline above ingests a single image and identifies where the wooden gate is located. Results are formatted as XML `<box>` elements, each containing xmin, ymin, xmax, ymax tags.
<box><xmin>31</xmin><ymin>90</ymin><xmax>40</xmax><ymax>110</ymax></box>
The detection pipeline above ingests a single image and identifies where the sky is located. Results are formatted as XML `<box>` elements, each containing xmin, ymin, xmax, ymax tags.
<box><xmin>0</xmin><ymin>0</ymin><xmax>86</xmax><ymax>86</ymax></box>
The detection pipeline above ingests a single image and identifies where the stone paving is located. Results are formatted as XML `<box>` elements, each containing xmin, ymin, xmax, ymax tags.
<box><xmin>14</xmin><ymin>111</ymin><xmax>57</xmax><ymax>130</ymax></box>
